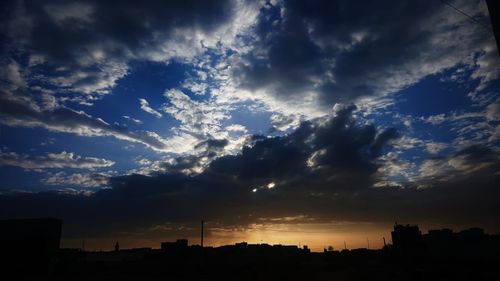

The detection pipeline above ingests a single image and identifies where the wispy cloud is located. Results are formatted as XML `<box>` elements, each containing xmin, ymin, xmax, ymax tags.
<box><xmin>0</xmin><ymin>151</ymin><xmax>114</xmax><ymax>170</ymax></box>
<box><xmin>42</xmin><ymin>171</ymin><xmax>112</xmax><ymax>188</ymax></box>
<box><xmin>139</xmin><ymin>98</ymin><xmax>162</xmax><ymax>118</ymax></box>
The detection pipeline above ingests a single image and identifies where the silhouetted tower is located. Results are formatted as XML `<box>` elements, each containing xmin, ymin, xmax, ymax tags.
<box><xmin>115</xmin><ymin>241</ymin><xmax>120</xmax><ymax>252</ymax></box>
<box><xmin>201</xmin><ymin>220</ymin><xmax>204</xmax><ymax>248</ymax></box>
<box><xmin>383</xmin><ymin>237</ymin><xmax>386</xmax><ymax>247</ymax></box>
<box><xmin>344</xmin><ymin>241</ymin><xmax>347</xmax><ymax>250</ymax></box>
<box><xmin>391</xmin><ymin>223</ymin><xmax>422</xmax><ymax>252</ymax></box>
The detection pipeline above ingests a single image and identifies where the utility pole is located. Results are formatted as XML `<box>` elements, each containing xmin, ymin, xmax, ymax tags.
<box><xmin>344</xmin><ymin>241</ymin><xmax>347</xmax><ymax>250</ymax></box>
<box><xmin>367</xmin><ymin>238</ymin><xmax>370</xmax><ymax>250</ymax></box>
<box><xmin>201</xmin><ymin>220</ymin><xmax>204</xmax><ymax>248</ymax></box>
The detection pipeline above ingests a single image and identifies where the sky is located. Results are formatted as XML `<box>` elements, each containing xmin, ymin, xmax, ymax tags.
<box><xmin>0</xmin><ymin>0</ymin><xmax>499</xmax><ymax>251</ymax></box>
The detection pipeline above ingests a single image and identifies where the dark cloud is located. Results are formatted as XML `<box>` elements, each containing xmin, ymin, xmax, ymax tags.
<box><xmin>232</xmin><ymin>0</ymin><xmax>494</xmax><ymax>107</ymax></box>
<box><xmin>416</xmin><ymin>144</ymin><xmax>500</xmax><ymax>186</ymax></box>
<box><xmin>1</xmin><ymin>0</ymin><xmax>236</xmax><ymax>95</ymax></box>
<box><xmin>6</xmin><ymin>105</ymin><xmax>499</xmax><ymax>238</ymax></box>
<box><xmin>160</xmin><ymin>139</ymin><xmax>229</xmax><ymax>174</ymax></box>
<box><xmin>6</xmin><ymin>0</ymin><xmax>232</xmax><ymax>64</ymax></box>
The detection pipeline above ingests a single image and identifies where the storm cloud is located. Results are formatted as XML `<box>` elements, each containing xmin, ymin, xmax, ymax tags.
<box><xmin>231</xmin><ymin>0</ymin><xmax>497</xmax><ymax>108</ymax></box>
<box><xmin>2</xmin><ymin>105</ymin><xmax>498</xmax><ymax>238</ymax></box>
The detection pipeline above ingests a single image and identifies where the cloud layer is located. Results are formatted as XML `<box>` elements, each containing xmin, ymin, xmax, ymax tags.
<box><xmin>2</xmin><ymin>105</ymin><xmax>498</xmax><ymax>238</ymax></box>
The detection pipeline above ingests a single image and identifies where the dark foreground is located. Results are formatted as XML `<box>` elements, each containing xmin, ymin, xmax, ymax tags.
<box><xmin>51</xmin><ymin>247</ymin><xmax>500</xmax><ymax>281</ymax></box>
<box><xmin>4</xmin><ymin>241</ymin><xmax>500</xmax><ymax>281</ymax></box>
<box><xmin>2</xmin><ymin>220</ymin><xmax>500</xmax><ymax>281</ymax></box>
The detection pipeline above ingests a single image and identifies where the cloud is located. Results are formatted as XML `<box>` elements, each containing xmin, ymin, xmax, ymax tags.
<box><xmin>162</xmin><ymin>89</ymin><xmax>229</xmax><ymax>138</ymax></box>
<box><xmin>425</xmin><ymin>142</ymin><xmax>448</xmax><ymax>154</ymax></box>
<box><xmin>1</xmin><ymin>107</ymin><xmax>499</xmax><ymax>238</ymax></box>
<box><xmin>422</xmin><ymin>111</ymin><xmax>484</xmax><ymax>125</ymax></box>
<box><xmin>228</xmin><ymin>0</ymin><xmax>498</xmax><ymax>112</ymax></box>
<box><xmin>0</xmin><ymin>60</ymin><xmax>25</xmax><ymax>89</ymax></box>
<box><xmin>159</xmin><ymin>88</ymin><xmax>250</xmax><ymax>157</ymax></box>
<box><xmin>139</xmin><ymin>98</ymin><xmax>162</xmax><ymax>118</ymax></box>
<box><xmin>418</xmin><ymin>103</ymin><xmax>500</xmax><ymax>149</ymax></box>
<box><xmin>42</xmin><ymin>171</ymin><xmax>111</xmax><ymax>188</ymax></box>
<box><xmin>0</xmin><ymin>57</ymin><xmax>173</xmax><ymax>152</ymax></box>
<box><xmin>270</xmin><ymin>113</ymin><xmax>302</xmax><ymax>132</ymax></box>
<box><xmin>486</xmin><ymin>101</ymin><xmax>500</xmax><ymax>121</ymax></box>
<box><xmin>416</xmin><ymin>145</ymin><xmax>500</xmax><ymax>184</ymax></box>
<box><xmin>162</xmin><ymin>139</ymin><xmax>229</xmax><ymax>175</ymax></box>
<box><xmin>44</xmin><ymin>2</ymin><xmax>94</xmax><ymax>25</ymax></box>
<box><xmin>0</xmin><ymin>151</ymin><xmax>114</xmax><ymax>170</ymax></box>
<box><xmin>0</xmin><ymin>89</ymin><xmax>175</xmax><ymax>152</ymax></box>
<box><xmin>122</xmin><ymin>115</ymin><xmax>142</xmax><ymax>124</ymax></box>
<box><xmin>225</xmin><ymin>124</ymin><xmax>248</xmax><ymax>133</ymax></box>
<box><xmin>0</xmin><ymin>0</ymin><xmax>262</xmax><ymax>102</ymax></box>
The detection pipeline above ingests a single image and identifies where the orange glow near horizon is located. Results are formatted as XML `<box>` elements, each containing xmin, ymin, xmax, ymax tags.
<box><xmin>61</xmin><ymin>221</ymin><xmax>395</xmax><ymax>252</ymax></box>
<box><xmin>61</xmin><ymin>221</ymin><xmax>489</xmax><ymax>252</ymax></box>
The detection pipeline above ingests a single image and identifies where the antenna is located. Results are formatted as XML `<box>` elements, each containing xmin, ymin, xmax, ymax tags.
<box><xmin>344</xmin><ymin>241</ymin><xmax>347</xmax><ymax>250</ymax></box>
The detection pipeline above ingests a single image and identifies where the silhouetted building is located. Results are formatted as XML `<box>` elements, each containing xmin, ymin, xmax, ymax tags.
<box><xmin>391</xmin><ymin>223</ymin><xmax>422</xmax><ymax>253</ymax></box>
<box><xmin>161</xmin><ymin>239</ymin><xmax>188</xmax><ymax>252</ymax></box>
<box><xmin>0</xmin><ymin>218</ymin><xmax>62</xmax><ymax>274</ymax></box>
<box><xmin>303</xmin><ymin>245</ymin><xmax>310</xmax><ymax>253</ymax></box>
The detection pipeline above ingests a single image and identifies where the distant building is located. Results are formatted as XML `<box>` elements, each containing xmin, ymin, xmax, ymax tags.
<box><xmin>235</xmin><ymin>241</ymin><xmax>248</xmax><ymax>247</ymax></box>
<box><xmin>0</xmin><ymin>218</ymin><xmax>62</xmax><ymax>274</ymax></box>
<box><xmin>161</xmin><ymin>239</ymin><xmax>188</xmax><ymax>252</ymax></box>
<box><xmin>302</xmin><ymin>245</ymin><xmax>310</xmax><ymax>253</ymax></box>
<box><xmin>391</xmin><ymin>223</ymin><xmax>422</xmax><ymax>252</ymax></box>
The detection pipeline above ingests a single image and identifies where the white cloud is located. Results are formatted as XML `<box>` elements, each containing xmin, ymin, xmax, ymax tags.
<box><xmin>486</xmin><ymin>101</ymin><xmax>500</xmax><ymax>121</ymax></box>
<box><xmin>0</xmin><ymin>91</ymin><xmax>182</xmax><ymax>153</ymax></box>
<box><xmin>270</xmin><ymin>113</ymin><xmax>302</xmax><ymax>132</ymax></box>
<box><xmin>122</xmin><ymin>115</ymin><xmax>142</xmax><ymax>124</ymax></box>
<box><xmin>0</xmin><ymin>151</ymin><xmax>114</xmax><ymax>170</ymax></box>
<box><xmin>225</xmin><ymin>124</ymin><xmax>248</xmax><ymax>133</ymax></box>
<box><xmin>42</xmin><ymin>171</ymin><xmax>111</xmax><ymax>188</ymax></box>
<box><xmin>139</xmin><ymin>98</ymin><xmax>162</xmax><ymax>118</ymax></box>
<box><xmin>425</xmin><ymin>142</ymin><xmax>448</xmax><ymax>154</ymax></box>
<box><xmin>48</xmin><ymin>60</ymin><xmax>129</xmax><ymax>95</ymax></box>
<box><xmin>490</xmin><ymin>125</ymin><xmax>500</xmax><ymax>141</ymax></box>
<box><xmin>162</xmin><ymin>89</ymin><xmax>230</xmax><ymax>138</ymax></box>
<box><xmin>392</xmin><ymin>136</ymin><xmax>423</xmax><ymax>150</ymax></box>
<box><xmin>416</xmin><ymin>146</ymin><xmax>500</xmax><ymax>184</ymax></box>
<box><xmin>422</xmin><ymin>111</ymin><xmax>484</xmax><ymax>125</ymax></box>
<box><xmin>0</xmin><ymin>60</ymin><xmax>25</xmax><ymax>89</ymax></box>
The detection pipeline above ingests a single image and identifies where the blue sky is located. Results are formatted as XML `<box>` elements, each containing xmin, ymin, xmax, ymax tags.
<box><xmin>1</xmin><ymin>0</ymin><xmax>499</xmax><ymax>248</ymax></box>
